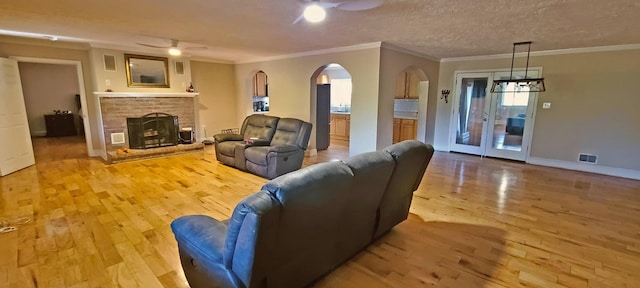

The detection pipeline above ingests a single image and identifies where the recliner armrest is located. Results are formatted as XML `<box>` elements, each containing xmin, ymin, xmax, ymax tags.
<box><xmin>214</xmin><ymin>133</ymin><xmax>243</xmax><ymax>142</ymax></box>
<box><xmin>171</xmin><ymin>215</ymin><xmax>228</xmax><ymax>263</ymax></box>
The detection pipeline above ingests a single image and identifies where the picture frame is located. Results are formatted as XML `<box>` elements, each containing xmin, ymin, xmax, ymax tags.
<box><xmin>124</xmin><ymin>54</ymin><xmax>170</xmax><ymax>88</ymax></box>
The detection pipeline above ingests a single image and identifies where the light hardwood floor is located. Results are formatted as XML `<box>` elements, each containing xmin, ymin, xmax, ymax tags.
<box><xmin>1</xmin><ymin>137</ymin><xmax>639</xmax><ymax>287</ymax></box>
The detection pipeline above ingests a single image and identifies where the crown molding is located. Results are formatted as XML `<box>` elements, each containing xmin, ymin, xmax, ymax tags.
<box><xmin>235</xmin><ymin>42</ymin><xmax>383</xmax><ymax>64</ymax></box>
<box><xmin>441</xmin><ymin>44</ymin><xmax>640</xmax><ymax>63</ymax></box>
<box><xmin>380</xmin><ymin>42</ymin><xmax>440</xmax><ymax>62</ymax></box>
<box><xmin>189</xmin><ymin>57</ymin><xmax>234</xmax><ymax>64</ymax></box>
<box><xmin>89</xmin><ymin>42</ymin><xmax>195</xmax><ymax>59</ymax></box>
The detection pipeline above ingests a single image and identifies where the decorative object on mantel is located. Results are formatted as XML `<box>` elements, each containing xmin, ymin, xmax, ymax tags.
<box><xmin>440</xmin><ymin>89</ymin><xmax>450</xmax><ymax>103</ymax></box>
<box><xmin>124</xmin><ymin>54</ymin><xmax>170</xmax><ymax>88</ymax></box>
<box><xmin>105</xmin><ymin>88</ymin><xmax>113</xmax><ymax>92</ymax></box>
<box><xmin>186</xmin><ymin>82</ymin><xmax>195</xmax><ymax>93</ymax></box>
<box><xmin>53</xmin><ymin>109</ymin><xmax>72</xmax><ymax>115</ymax></box>
<box><xmin>490</xmin><ymin>41</ymin><xmax>546</xmax><ymax>93</ymax></box>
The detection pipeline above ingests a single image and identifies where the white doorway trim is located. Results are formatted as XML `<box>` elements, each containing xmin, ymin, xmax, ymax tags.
<box><xmin>10</xmin><ymin>56</ymin><xmax>97</xmax><ymax>157</ymax></box>
<box><xmin>416</xmin><ymin>80</ymin><xmax>429</xmax><ymax>143</ymax></box>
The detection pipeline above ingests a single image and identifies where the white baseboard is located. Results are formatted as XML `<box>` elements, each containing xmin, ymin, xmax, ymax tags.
<box><xmin>305</xmin><ymin>148</ymin><xmax>318</xmax><ymax>157</ymax></box>
<box><xmin>433</xmin><ymin>145</ymin><xmax>450</xmax><ymax>152</ymax></box>
<box><xmin>89</xmin><ymin>149</ymin><xmax>103</xmax><ymax>158</ymax></box>
<box><xmin>527</xmin><ymin>157</ymin><xmax>640</xmax><ymax>180</ymax></box>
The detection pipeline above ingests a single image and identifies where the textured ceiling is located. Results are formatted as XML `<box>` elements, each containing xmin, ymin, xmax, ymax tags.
<box><xmin>0</xmin><ymin>0</ymin><xmax>639</xmax><ymax>62</ymax></box>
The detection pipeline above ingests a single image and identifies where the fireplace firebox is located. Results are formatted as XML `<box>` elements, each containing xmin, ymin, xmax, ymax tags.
<box><xmin>127</xmin><ymin>113</ymin><xmax>178</xmax><ymax>149</ymax></box>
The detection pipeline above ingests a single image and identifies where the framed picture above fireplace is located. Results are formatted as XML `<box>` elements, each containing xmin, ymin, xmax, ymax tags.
<box><xmin>124</xmin><ymin>54</ymin><xmax>170</xmax><ymax>88</ymax></box>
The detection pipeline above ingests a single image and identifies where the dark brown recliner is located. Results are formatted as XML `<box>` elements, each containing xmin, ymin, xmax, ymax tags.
<box><xmin>214</xmin><ymin>114</ymin><xmax>312</xmax><ymax>179</ymax></box>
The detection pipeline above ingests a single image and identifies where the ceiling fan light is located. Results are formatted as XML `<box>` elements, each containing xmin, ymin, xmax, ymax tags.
<box><xmin>304</xmin><ymin>4</ymin><xmax>326</xmax><ymax>23</ymax></box>
<box><xmin>168</xmin><ymin>47</ymin><xmax>181</xmax><ymax>56</ymax></box>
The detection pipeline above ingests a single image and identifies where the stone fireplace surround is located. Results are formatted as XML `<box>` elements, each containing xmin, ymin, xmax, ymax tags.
<box><xmin>94</xmin><ymin>92</ymin><xmax>200</xmax><ymax>160</ymax></box>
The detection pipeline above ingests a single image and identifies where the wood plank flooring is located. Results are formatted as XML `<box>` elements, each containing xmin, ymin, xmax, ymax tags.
<box><xmin>1</xmin><ymin>137</ymin><xmax>639</xmax><ymax>287</ymax></box>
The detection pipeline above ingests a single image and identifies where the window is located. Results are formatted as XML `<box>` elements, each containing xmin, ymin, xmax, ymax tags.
<box><xmin>501</xmin><ymin>83</ymin><xmax>529</xmax><ymax>106</ymax></box>
<box><xmin>330</xmin><ymin>79</ymin><xmax>352</xmax><ymax>112</ymax></box>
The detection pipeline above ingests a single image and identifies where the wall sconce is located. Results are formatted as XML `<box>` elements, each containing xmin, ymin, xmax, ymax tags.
<box><xmin>318</xmin><ymin>74</ymin><xmax>330</xmax><ymax>85</ymax></box>
<box><xmin>441</xmin><ymin>89</ymin><xmax>450</xmax><ymax>103</ymax></box>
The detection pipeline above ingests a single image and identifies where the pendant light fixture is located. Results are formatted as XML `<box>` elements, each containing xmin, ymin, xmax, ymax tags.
<box><xmin>490</xmin><ymin>41</ymin><xmax>546</xmax><ymax>93</ymax></box>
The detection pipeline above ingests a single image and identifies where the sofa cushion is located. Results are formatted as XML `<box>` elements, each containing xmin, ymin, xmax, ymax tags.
<box><xmin>375</xmin><ymin>140</ymin><xmax>434</xmax><ymax>238</ymax></box>
<box><xmin>261</xmin><ymin>161</ymin><xmax>355</xmax><ymax>287</ymax></box>
<box><xmin>244</xmin><ymin>146</ymin><xmax>270</xmax><ymax>166</ymax></box>
<box><xmin>271</xmin><ymin>118</ymin><xmax>304</xmax><ymax>146</ymax></box>
<box><xmin>339</xmin><ymin>151</ymin><xmax>395</xmax><ymax>253</ymax></box>
<box><xmin>241</xmin><ymin>115</ymin><xmax>279</xmax><ymax>140</ymax></box>
<box><xmin>216</xmin><ymin>141</ymin><xmax>243</xmax><ymax>157</ymax></box>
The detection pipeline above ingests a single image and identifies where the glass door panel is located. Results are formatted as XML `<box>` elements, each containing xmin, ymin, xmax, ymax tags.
<box><xmin>484</xmin><ymin>70</ymin><xmax>539</xmax><ymax>161</ymax></box>
<box><xmin>450</xmin><ymin>73</ymin><xmax>492</xmax><ymax>155</ymax></box>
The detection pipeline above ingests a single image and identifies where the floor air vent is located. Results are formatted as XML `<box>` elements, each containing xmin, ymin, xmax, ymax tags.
<box><xmin>578</xmin><ymin>153</ymin><xmax>598</xmax><ymax>164</ymax></box>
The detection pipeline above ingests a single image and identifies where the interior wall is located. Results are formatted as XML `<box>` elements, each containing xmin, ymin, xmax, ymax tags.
<box><xmin>190</xmin><ymin>60</ymin><xmax>238</xmax><ymax>138</ymax></box>
<box><xmin>0</xmin><ymin>36</ymin><xmax>100</xmax><ymax>151</ymax></box>
<box><xmin>379</xmin><ymin>47</ymin><xmax>440</xmax><ymax>148</ymax></box>
<box><xmin>436</xmin><ymin>49</ymin><xmax>640</xmax><ymax>172</ymax></box>
<box><xmin>18</xmin><ymin>62</ymin><xmax>80</xmax><ymax>136</ymax></box>
<box><xmin>235</xmin><ymin>48</ymin><xmax>381</xmax><ymax>156</ymax></box>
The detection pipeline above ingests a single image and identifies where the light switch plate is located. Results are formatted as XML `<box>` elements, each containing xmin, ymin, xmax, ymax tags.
<box><xmin>105</xmin><ymin>79</ymin><xmax>111</xmax><ymax>86</ymax></box>
<box><xmin>542</xmin><ymin>102</ymin><xmax>551</xmax><ymax>109</ymax></box>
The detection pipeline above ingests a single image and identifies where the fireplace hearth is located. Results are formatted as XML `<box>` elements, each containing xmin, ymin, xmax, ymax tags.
<box><xmin>127</xmin><ymin>112</ymin><xmax>178</xmax><ymax>149</ymax></box>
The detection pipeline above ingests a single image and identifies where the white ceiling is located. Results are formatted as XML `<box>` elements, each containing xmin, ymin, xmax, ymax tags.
<box><xmin>1</xmin><ymin>0</ymin><xmax>639</xmax><ymax>62</ymax></box>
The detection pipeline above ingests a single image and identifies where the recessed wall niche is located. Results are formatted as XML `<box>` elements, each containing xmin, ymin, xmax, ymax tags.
<box><xmin>103</xmin><ymin>55</ymin><xmax>116</xmax><ymax>71</ymax></box>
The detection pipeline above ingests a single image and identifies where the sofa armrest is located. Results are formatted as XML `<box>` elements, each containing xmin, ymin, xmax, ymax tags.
<box><xmin>214</xmin><ymin>133</ymin><xmax>243</xmax><ymax>142</ymax></box>
<box><xmin>246</xmin><ymin>138</ymin><xmax>271</xmax><ymax>147</ymax></box>
<box><xmin>171</xmin><ymin>215</ymin><xmax>228</xmax><ymax>264</ymax></box>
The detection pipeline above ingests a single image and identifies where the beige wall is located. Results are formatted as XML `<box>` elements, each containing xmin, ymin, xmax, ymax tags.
<box><xmin>436</xmin><ymin>49</ymin><xmax>640</xmax><ymax>171</ymax></box>
<box><xmin>190</xmin><ymin>61</ymin><xmax>238</xmax><ymax>138</ymax></box>
<box><xmin>18</xmin><ymin>62</ymin><xmax>80</xmax><ymax>136</ymax></box>
<box><xmin>379</xmin><ymin>48</ymin><xmax>440</xmax><ymax>147</ymax></box>
<box><xmin>235</xmin><ymin>48</ymin><xmax>381</xmax><ymax>156</ymax></box>
<box><xmin>0</xmin><ymin>36</ymin><xmax>100</xmax><ymax>151</ymax></box>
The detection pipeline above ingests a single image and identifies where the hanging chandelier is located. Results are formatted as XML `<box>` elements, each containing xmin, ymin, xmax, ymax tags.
<box><xmin>490</xmin><ymin>41</ymin><xmax>546</xmax><ymax>93</ymax></box>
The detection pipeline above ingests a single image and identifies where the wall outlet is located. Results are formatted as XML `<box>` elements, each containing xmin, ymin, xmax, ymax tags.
<box><xmin>105</xmin><ymin>79</ymin><xmax>111</xmax><ymax>86</ymax></box>
<box><xmin>542</xmin><ymin>102</ymin><xmax>551</xmax><ymax>109</ymax></box>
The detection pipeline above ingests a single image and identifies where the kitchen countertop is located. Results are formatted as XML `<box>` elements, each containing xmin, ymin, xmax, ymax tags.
<box><xmin>330</xmin><ymin>111</ymin><xmax>416</xmax><ymax>119</ymax></box>
<box><xmin>394</xmin><ymin>111</ymin><xmax>418</xmax><ymax>119</ymax></box>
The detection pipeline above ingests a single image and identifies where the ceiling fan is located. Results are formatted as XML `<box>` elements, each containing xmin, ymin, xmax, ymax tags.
<box><xmin>294</xmin><ymin>0</ymin><xmax>384</xmax><ymax>23</ymax></box>
<box><xmin>136</xmin><ymin>38</ymin><xmax>207</xmax><ymax>56</ymax></box>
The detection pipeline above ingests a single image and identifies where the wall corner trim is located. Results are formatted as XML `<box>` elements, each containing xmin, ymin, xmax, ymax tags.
<box><xmin>527</xmin><ymin>157</ymin><xmax>640</xmax><ymax>180</ymax></box>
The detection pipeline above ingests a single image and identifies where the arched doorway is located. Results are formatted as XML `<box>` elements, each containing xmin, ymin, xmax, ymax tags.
<box><xmin>393</xmin><ymin>66</ymin><xmax>429</xmax><ymax>144</ymax></box>
<box><xmin>309</xmin><ymin>63</ymin><xmax>352</xmax><ymax>153</ymax></box>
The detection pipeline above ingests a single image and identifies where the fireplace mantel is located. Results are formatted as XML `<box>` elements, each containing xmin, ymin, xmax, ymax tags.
<box><xmin>94</xmin><ymin>92</ymin><xmax>199</xmax><ymax>98</ymax></box>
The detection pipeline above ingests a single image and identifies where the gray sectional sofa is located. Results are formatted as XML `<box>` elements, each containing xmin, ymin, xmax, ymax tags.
<box><xmin>213</xmin><ymin>114</ymin><xmax>312</xmax><ymax>179</ymax></box>
<box><xmin>171</xmin><ymin>140</ymin><xmax>435</xmax><ymax>288</ymax></box>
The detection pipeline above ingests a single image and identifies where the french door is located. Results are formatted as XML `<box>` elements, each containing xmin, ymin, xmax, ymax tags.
<box><xmin>450</xmin><ymin>70</ymin><xmax>540</xmax><ymax>161</ymax></box>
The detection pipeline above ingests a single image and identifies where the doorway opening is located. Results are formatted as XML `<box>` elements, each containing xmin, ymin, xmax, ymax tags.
<box><xmin>393</xmin><ymin>67</ymin><xmax>429</xmax><ymax>144</ymax></box>
<box><xmin>449</xmin><ymin>69</ymin><xmax>541</xmax><ymax>161</ymax></box>
<box><xmin>309</xmin><ymin>63</ymin><xmax>352</xmax><ymax>154</ymax></box>
<box><xmin>12</xmin><ymin>57</ymin><xmax>94</xmax><ymax>163</ymax></box>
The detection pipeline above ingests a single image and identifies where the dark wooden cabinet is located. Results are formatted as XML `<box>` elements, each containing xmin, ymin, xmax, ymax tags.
<box><xmin>45</xmin><ymin>114</ymin><xmax>76</xmax><ymax>137</ymax></box>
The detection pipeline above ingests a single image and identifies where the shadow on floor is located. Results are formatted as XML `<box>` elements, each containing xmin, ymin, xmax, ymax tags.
<box><xmin>315</xmin><ymin>214</ymin><xmax>507</xmax><ymax>287</ymax></box>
